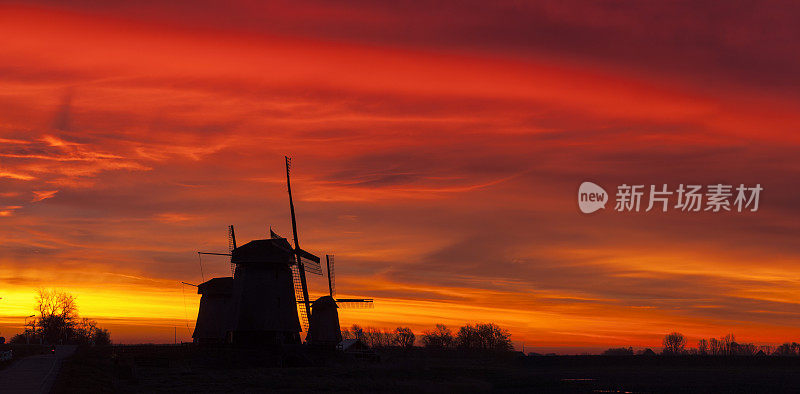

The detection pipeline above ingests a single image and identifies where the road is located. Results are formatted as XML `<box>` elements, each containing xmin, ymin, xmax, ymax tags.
<box><xmin>0</xmin><ymin>345</ymin><xmax>77</xmax><ymax>394</ymax></box>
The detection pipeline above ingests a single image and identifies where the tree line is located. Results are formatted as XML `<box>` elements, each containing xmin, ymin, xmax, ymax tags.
<box><xmin>10</xmin><ymin>289</ymin><xmax>110</xmax><ymax>346</ymax></box>
<box><xmin>342</xmin><ymin>322</ymin><xmax>513</xmax><ymax>351</ymax></box>
<box><xmin>603</xmin><ymin>332</ymin><xmax>800</xmax><ymax>356</ymax></box>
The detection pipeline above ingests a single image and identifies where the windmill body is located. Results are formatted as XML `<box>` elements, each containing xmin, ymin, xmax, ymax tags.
<box><xmin>307</xmin><ymin>295</ymin><xmax>342</xmax><ymax>346</ymax></box>
<box><xmin>192</xmin><ymin>277</ymin><xmax>234</xmax><ymax>344</ymax></box>
<box><xmin>306</xmin><ymin>254</ymin><xmax>373</xmax><ymax>347</ymax></box>
<box><xmin>228</xmin><ymin>238</ymin><xmax>301</xmax><ymax>345</ymax></box>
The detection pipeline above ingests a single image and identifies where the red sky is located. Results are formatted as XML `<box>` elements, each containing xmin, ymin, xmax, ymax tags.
<box><xmin>1</xmin><ymin>1</ymin><xmax>800</xmax><ymax>352</ymax></box>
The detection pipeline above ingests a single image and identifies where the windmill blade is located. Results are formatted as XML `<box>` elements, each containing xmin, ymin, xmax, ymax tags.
<box><xmin>326</xmin><ymin>254</ymin><xmax>335</xmax><ymax>297</ymax></box>
<box><xmin>295</xmin><ymin>248</ymin><xmax>322</xmax><ymax>275</ymax></box>
<box><xmin>290</xmin><ymin>264</ymin><xmax>309</xmax><ymax>330</ymax></box>
<box><xmin>285</xmin><ymin>156</ymin><xmax>311</xmax><ymax>329</ymax></box>
<box><xmin>270</xmin><ymin>228</ymin><xmax>283</xmax><ymax>239</ymax></box>
<box><xmin>336</xmin><ymin>299</ymin><xmax>374</xmax><ymax>309</ymax></box>
<box><xmin>295</xmin><ymin>248</ymin><xmax>319</xmax><ymax>263</ymax></box>
<box><xmin>228</xmin><ymin>225</ymin><xmax>237</xmax><ymax>276</ymax></box>
<box><xmin>301</xmin><ymin>258</ymin><xmax>322</xmax><ymax>275</ymax></box>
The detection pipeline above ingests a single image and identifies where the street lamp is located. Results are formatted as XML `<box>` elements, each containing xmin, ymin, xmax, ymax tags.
<box><xmin>24</xmin><ymin>315</ymin><xmax>35</xmax><ymax>344</ymax></box>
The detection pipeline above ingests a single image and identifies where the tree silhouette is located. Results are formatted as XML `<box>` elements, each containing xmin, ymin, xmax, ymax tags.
<box><xmin>421</xmin><ymin>324</ymin><xmax>454</xmax><ymax>349</ymax></box>
<box><xmin>456</xmin><ymin>323</ymin><xmax>512</xmax><ymax>351</ymax></box>
<box><xmin>602</xmin><ymin>347</ymin><xmax>634</xmax><ymax>356</ymax></box>
<box><xmin>698</xmin><ymin>339</ymin><xmax>709</xmax><ymax>355</ymax></box>
<box><xmin>12</xmin><ymin>289</ymin><xmax>109</xmax><ymax>345</ymax></box>
<box><xmin>662</xmin><ymin>332</ymin><xmax>686</xmax><ymax>355</ymax></box>
<box><xmin>394</xmin><ymin>327</ymin><xmax>415</xmax><ymax>349</ymax></box>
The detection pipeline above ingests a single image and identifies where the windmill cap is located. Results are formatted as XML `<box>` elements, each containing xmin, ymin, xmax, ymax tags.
<box><xmin>197</xmin><ymin>277</ymin><xmax>233</xmax><ymax>295</ymax></box>
<box><xmin>231</xmin><ymin>238</ymin><xmax>294</xmax><ymax>265</ymax></box>
<box><xmin>312</xmin><ymin>295</ymin><xmax>339</xmax><ymax>308</ymax></box>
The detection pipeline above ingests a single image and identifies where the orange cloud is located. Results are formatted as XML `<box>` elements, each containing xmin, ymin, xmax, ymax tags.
<box><xmin>30</xmin><ymin>190</ymin><xmax>58</xmax><ymax>202</ymax></box>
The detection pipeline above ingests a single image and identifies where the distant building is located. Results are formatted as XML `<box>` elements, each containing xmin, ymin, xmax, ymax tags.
<box><xmin>338</xmin><ymin>338</ymin><xmax>369</xmax><ymax>352</ymax></box>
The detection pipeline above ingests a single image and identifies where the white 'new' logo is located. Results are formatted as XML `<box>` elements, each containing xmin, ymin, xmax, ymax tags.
<box><xmin>578</xmin><ymin>182</ymin><xmax>608</xmax><ymax>214</ymax></box>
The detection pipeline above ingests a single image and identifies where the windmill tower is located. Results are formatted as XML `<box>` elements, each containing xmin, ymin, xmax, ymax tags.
<box><xmin>227</xmin><ymin>236</ymin><xmax>303</xmax><ymax>345</ymax></box>
<box><xmin>192</xmin><ymin>277</ymin><xmax>234</xmax><ymax>344</ymax></box>
<box><xmin>307</xmin><ymin>254</ymin><xmax>373</xmax><ymax>346</ymax></box>
<box><xmin>192</xmin><ymin>226</ymin><xmax>237</xmax><ymax>344</ymax></box>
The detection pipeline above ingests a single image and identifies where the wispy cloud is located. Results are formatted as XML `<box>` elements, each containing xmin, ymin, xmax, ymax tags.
<box><xmin>31</xmin><ymin>190</ymin><xmax>58</xmax><ymax>202</ymax></box>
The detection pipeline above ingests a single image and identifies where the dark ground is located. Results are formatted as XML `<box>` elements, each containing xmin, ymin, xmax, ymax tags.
<box><xmin>0</xmin><ymin>343</ymin><xmax>50</xmax><ymax>371</ymax></box>
<box><xmin>50</xmin><ymin>345</ymin><xmax>800</xmax><ymax>393</ymax></box>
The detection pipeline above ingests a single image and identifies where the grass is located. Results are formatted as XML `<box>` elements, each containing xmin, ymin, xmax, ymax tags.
<box><xmin>51</xmin><ymin>346</ymin><xmax>116</xmax><ymax>394</ymax></box>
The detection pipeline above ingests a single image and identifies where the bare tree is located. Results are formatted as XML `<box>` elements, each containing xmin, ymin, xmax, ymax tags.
<box><xmin>698</xmin><ymin>339</ymin><xmax>709</xmax><ymax>355</ymax></box>
<box><xmin>774</xmin><ymin>342</ymin><xmax>800</xmax><ymax>356</ymax></box>
<box><xmin>708</xmin><ymin>337</ymin><xmax>722</xmax><ymax>355</ymax></box>
<box><xmin>602</xmin><ymin>347</ymin><xmax>634</xmax><ymax>356</ymax></box>
<box><xmin>456</xmin><ymin>323</ymin><xmax>512</xmax><ymax>351</ymax></box>
<box><xmin>36</xmin><ymin>289</ymin><xmax>78</xmax><ymax>344</ymax></box>
<box><xmin>735</xmin><ymin>342</ymin><xmax>757</xmax><ymax>356</ymax></box>
<box><xmin>421</xmin><ymin>324</ymin><xmax>454</xmax><ymax>349</ymax></box>
<box><xmin>721</xmin><ymin>333</ymin><xmax>735</xmax><ymax>355</ymax></box>
<box><xmin>394</xmin><ymin>327</ymin><xmax>415</xmax><ymax>349</ymax></box>
<box><xmin>16</xmin><ymin>289</ymin><xmax>109</xmax><ymax>345</ymax></box>
<box><xmin>662</xmin><ymin>332</ymin><xmax>686</xmax><ymax>355</ymax></box>
<box><xmin>382</xmin><ymin>329</ymin><xmax>396</xmax><ymax>347</ymax></box>
<box><xmin>346</xmin><ymin>324</ymin><xmax>364</xmax><ymax>341</ymax></box>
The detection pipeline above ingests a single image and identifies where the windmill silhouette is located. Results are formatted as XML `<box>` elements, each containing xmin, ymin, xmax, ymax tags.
<box><xmin>191</xmin><ymin>157</ymin><xmax>371</xmax><ymax>345</ymax></box>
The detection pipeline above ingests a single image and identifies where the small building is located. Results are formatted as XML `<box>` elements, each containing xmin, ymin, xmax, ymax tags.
<box><xmin>337</xmin><ymin>339</ymin><xmax>369</xmax><ymax>352</ymax></box>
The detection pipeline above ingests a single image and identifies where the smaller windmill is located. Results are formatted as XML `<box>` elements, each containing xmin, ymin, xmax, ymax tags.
<box><xmin>306</xmin><ymin>254</ymin><xmax>372</xmax><ymax>346</ymax></box>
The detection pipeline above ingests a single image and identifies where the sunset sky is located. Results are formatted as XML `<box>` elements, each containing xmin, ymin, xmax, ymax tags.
<box><xmin>1</xmin><ymin>1</ymin><xmax>799</xmax><ymax>353</ymax></box>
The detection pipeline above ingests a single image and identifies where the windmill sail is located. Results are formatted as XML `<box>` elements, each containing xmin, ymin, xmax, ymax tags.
<box><xmin>228</xmin><ymin>225</ymin><xmax>237</xmax><ymax>276</ymax></box>
<box><xmin>296</xmin><ymin>248</ymin><xmax>322</xmax><ymax>275</ymax></box>
<box><xmin>324</xmin><ymin>254</ymin><xmax>373</xmax><ymax>309</ymax></box>
<box><xmin>285</xmin><ymin>156</ymin><xmax>312</xmax><ymax>331</ymax></box>
<box><xmin>326</xmin><ymin>254</ymin><xmax>335</xmax><ymax>297</ymax></box>
<box><xmin>336</xmin><ymin>299</ymin><xmax>374</xmax><ymax>309</ymax></box>
<box><xmin>290</xmin><ymin>264</ymin><xmax>309</xmax><ymax>330</ymax></box>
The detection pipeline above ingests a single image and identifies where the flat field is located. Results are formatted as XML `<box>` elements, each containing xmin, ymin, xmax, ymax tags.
<box><xmin>51</xmin><ymin>346</ymin><xmax>800</xmax><ymax>393</ymax></box>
